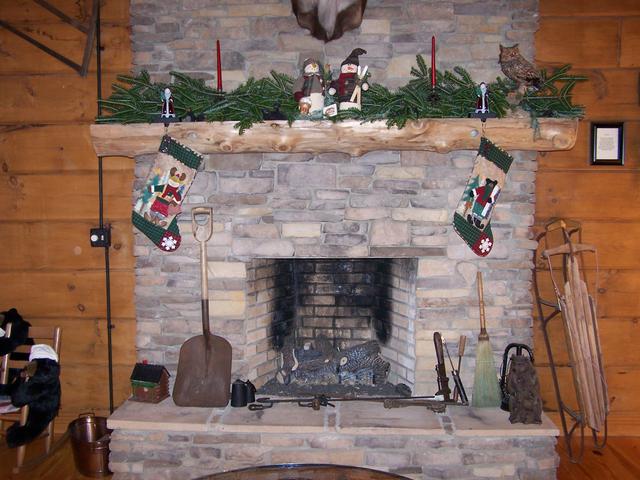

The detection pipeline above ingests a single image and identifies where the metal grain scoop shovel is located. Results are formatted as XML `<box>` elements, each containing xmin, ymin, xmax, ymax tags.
<box><xmin>173</xmin><ymin>207</ymin><xmax>232</xmax><ymax>407</ymax></box>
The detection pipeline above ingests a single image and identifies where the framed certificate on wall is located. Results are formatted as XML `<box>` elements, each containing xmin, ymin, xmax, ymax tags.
<box><xmin>590</xmin><ymin>122</ymin><xmax>624</xmax><ymax>165</ymax></box>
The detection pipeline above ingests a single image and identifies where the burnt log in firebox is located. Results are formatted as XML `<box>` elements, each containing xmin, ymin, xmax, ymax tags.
<box><xmin>276</xmin><ymin>335</ymin><xmax>389</xmax><ymax>387</ymax></box>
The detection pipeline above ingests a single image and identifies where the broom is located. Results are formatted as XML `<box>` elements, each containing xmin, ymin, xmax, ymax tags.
<box><xmin>471</xmin><ymin>271</ymin><xmax>502</xmax><ymax>407</ymax></box>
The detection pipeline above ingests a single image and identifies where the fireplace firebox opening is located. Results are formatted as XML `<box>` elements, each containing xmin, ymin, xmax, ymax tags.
<box><xmin>246</xmin><ymin>258</ymin><xmax>418</xmax><ymax>396</ymax></box>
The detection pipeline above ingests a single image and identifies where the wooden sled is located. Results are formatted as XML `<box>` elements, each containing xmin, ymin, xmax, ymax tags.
<box><xmin>533</xmin><ymin>218</ymin><xmax>608</xmax><ymax>463</ymax></box>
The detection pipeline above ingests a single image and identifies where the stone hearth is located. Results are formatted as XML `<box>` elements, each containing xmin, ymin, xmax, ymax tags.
<box><xmin>108</xmin><ymin>399</ymin><xmax>559</xmax><ymax>479</ymax></box>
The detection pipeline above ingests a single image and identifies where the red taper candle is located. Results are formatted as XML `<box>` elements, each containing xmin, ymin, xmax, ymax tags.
<box><xmin>216</xmin><ymin>39</ymin><xmax>222</xmax><ymax>91</ymax></box>
<box><xmin>431</xmin><ymin>35</ymin><xmax>436</xmax><ymax>88</ymax></box>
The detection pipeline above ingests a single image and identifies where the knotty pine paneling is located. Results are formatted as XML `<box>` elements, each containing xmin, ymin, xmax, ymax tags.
<box><xmin>537</xmin><ymin>122</ymin><xmax>639</xmax><ymax>170</ymax></box>
<box><xmin>0</xmin><ymin>171</ymin><xmax>133</xmax><ymax>221</ymax></box>
<box><xmin>31</xmin><ymin>316</ymin><xmax>137</xmax><ymax>366</ymax></box>
<box><xmin>0</xmin><ymin>0</ymin><xmax>129</xmax><ymax>25</ymax></box>
<box><xmin>536</xmin><ymin>19</ymin><xmax>620</xmax><ymax>68</ymax></box>
<box><xmin>0</xmin><ymin>221</ymin><xmax>133</xmax><ymax>271</ymax></box>
<box><xmin>568</xmin><ymin>70</ymin><xmax>640</xmax><ymax>121</ymax></box>
<box><xmin>536</xmin><ymin>171</ymin><xmax>640</xmax><ymax>221</ymax></box>
<box><xmin>536</xmin><ymin>0</ymin><xmax>640</xmax><ymax>435</ymax></box>
<box><xmin>0</xmin><ymin>270</ymin><xmax>135</xmax><ymax>319</ymax></box>
<box><xmin>533</xmin><ymin>317</ymin><xmax>640</xmax><ymax>367</ymax></box>
<box><xmin>534</xmin><ymin>268</ymin><xmax>640</xmax><ymax>318</ymax></box>
<box><xmin>538</xmin><ymin>366</ymin><xmax>640</xmax><ymax>413</ymax></box>
<box><xmin>534</xmin><ymin>220</ymin><xmax>640</xmax><ymax>269</ymax></box>
<box><xmin>57</xmin><ymin>363</ymin><xmax>132</xmax><ymax>412</ymax></box>
<box><xmin>0</xmin><ymin>25</ymin><xmax>131</xmax><ymax>75</ymax></box>
<box><xmin>540</xmin><ymin>0</ymin><xmax>640</xmax><ymax>17</ymax></box>
<box><xmin>0</xmin><ymin>125</ymin><xmax>132</xmax><ymax>173</ymax></box>
<box><xmin>0</xmin><ymin>0</ymin><xmax>134</xmax><ymax>428</ymax></box>
<box><xmin>621</xmin><ymin>18</ymin><xmax>640</xmax><ymax>67</ymax></box>
<box><xmin>0</xmin><ymin>74</ymin><xmax>121</xmax><ymax>124</ymax></box>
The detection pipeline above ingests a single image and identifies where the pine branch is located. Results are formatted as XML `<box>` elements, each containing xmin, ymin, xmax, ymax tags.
<box><xmin>520</xmin><ymin>65</ymin><xmax>586</xmax><ymax>118</ymax></box>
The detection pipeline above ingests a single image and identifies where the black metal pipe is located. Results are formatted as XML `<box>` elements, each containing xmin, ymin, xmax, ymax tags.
<box><xmin>95</xmin><ymin>0</ymin><xmax>114</xmax><ymax>414</ymax></box>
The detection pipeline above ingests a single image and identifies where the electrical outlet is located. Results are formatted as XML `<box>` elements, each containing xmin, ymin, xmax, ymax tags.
<box><xmin>90</xmin><ymin>225</ymin><xmax>111</xmax><ymax>248</ymax></box>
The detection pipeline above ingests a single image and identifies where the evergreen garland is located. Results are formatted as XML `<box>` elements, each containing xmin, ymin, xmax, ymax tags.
<box><xmin>97</xmin><ymin>55</ymin><xmax>586</xmax><ymax>133</ymax></box>
<box><xmin>520</xmin><ymin>65</ymin><xmax>587</xmax><ymax>120</ymax></box>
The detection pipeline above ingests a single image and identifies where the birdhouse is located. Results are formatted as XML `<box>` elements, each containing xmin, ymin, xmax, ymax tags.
<box><xmin>129</xmin><ymin>363</ymin><xmax>170</xmax><ymax>404</ymax></box>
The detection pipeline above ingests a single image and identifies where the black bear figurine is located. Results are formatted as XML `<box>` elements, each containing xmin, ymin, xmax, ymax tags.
<box><xmin>6</xmin><ymin>344</ymin><xmax>61</xmax><ymax>448</ymax></box>
<box><xmin>0</xmin><ymin>308</ymin><xmax>32</xmax><ymax>356</ymax></box>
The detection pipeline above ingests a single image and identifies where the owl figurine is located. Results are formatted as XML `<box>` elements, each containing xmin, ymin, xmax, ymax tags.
<box><xmin>499</xmin><ymin>44</ymin><xmax>541</xmax><ymax>89</ymax></box>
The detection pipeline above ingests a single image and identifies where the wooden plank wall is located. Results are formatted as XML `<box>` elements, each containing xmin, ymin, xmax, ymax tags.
<box><xmin>535</xmin><ymin>0</ymin><xmax>640</xmax><ymax>435</ymax></box>
<box><xmin>0</xmin><ymin>0</ymin><xmax>134</xmax><ymax>431</ymax></box>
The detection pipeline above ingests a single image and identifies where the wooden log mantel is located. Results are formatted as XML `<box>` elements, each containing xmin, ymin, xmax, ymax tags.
<box><xmin>90</xmin><ymin>118</ymin><xmax>578</xmax><ymax>157</ymax></box>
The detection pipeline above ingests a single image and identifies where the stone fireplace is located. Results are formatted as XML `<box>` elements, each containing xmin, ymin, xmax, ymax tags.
<box><xmin>132</xmin><ymin>146</ymin><xmax>537</xmax><ymax>398</ymax></box>
<box><xmin>108</xmin><ymin>142</ymin><xmax>558</xmax><ymax>480</ymax></box>
<box><xmin>105</xmin><ymin>1</ymin><xmax>561</xmax><ymax>478</ymax></box>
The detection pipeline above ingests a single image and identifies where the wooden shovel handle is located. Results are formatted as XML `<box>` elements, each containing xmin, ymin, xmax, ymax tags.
<box><xmin>476</xmin><ymin>271</ymin><xmax>487</xmax><ymax>332</ymax></box>
<box><xmin>192</xmin><ymin>207</ymin><xmax>213</xmax><ymax>336</ymax></box>
<box><xmin>192</xmin><ymin>207</ymin><xmax>214</xmax><ymax>244</ymax></box>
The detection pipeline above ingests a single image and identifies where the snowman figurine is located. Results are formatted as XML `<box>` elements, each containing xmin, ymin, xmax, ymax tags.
<box><xmin>293</xmin><ymin>58</ymin><xmax>325</xmax><ymax>117</ymax></box>
<box><xmin>328</xmin><ymin>48</ymin><xmax>369</xmax><ymax>111</ymax></box>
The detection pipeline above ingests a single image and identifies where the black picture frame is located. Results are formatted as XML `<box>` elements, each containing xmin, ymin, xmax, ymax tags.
<box><xmin>590</xmin><ymin>122</ymin><xmax>624</xmax><ymax>165</ymax></box>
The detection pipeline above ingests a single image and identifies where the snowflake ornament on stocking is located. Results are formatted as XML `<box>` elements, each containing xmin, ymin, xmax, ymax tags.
<box><xmin>478</xmin><ymin>237</ymin><xmax>493</xmax><ymax>254</ymax></box>
<box><xmin>453</xmin><ymin>137</ymin><xmax>513</xmax><ymax>257</ymax></box>
<box><xmin>132</xmin><ymin>135</ymin><xmax>203</xmax><ymax>252</ymax></box>
<box><xmin>160</xmin><ymin>232</ymin><xmax>180</xmax><ymax>251</ymax></box>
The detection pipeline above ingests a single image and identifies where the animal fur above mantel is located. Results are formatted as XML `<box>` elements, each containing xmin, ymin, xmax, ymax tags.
<box><xmin>291</xmin><ymin>0</ymin><xmax>367</xmax><ymax>42</ymax></box>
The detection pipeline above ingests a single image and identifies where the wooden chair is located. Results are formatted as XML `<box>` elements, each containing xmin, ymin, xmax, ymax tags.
<box><xmin>0</xmin><ymin>323</ymin><xmax>62</xmax><ymax>473</ymax></box>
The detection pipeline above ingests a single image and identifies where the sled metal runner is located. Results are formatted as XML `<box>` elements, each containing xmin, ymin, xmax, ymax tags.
<box><xmin>532</xmin><ymin>219</ymin><xmax>608</xmax><ymax>463</ymax></box>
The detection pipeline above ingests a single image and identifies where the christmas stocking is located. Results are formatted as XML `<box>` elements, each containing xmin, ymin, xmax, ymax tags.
<box><xmin>132</xmin><ymin>135</ymin><xmax>203</xmax><ymax>252</ymax></box>
<box><xmin>453</xmin><ymin>137</ymin><xmax>513</xmax><ymax>256</ymax></box>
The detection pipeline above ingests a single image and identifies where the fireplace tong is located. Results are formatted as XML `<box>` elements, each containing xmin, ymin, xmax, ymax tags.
<box><xmin>436</xmin><ymin>332</ymin><xmax>469</xmax><ymax>405</ymax></box>
<box><xmin>248</xmin><ymin>333</ymin><xmax>468</xmax><ymax>412</ymax></box>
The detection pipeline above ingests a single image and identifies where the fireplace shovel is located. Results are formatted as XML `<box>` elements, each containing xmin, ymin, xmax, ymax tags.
<box><xmin>173</xmin><ymin>207</ymin><xmax>232</xmax><ymax>407</ymax></box>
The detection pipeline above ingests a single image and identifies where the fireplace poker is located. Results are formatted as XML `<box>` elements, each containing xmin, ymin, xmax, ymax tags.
<box><xmin>248</xmin><ymin>393</ymin><xmax>456</xmax><ymax>413</ymax></box>
<box><xmin>453</xmin><ymin>334</ymin><xmax>466</xmax><ymax>402</ymax></box>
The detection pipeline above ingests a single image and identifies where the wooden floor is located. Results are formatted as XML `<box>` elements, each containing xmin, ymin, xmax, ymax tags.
<box><xmin>0</xmin><ymin>434</ymin><xmax>99</xmax><ymax>480</ymax></box>
<box><xmin>1</xmin><ymin>435</ymin><xmax>639</xmax><ymax>479</ymax></box>
<box><xmin>557</xmin><ymin>437</ymin><xmax>640</xmax><ymax>480</ymax></box>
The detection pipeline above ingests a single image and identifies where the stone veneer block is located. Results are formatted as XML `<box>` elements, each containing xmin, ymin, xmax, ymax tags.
<box><xmin>219</xmin><ymin>403</ymin><xmax>327</xmax><ymax>433</ymax></box>
<box><xmin>107</xmin><ymin>398</ymin><xmax>215</xmax><ymax>432</ymax></box>
<box><xmin>207</xmin><ymin>261</ymin><xmax>246</xmax><ymax>278</ymax></box>
<box><xmin>447</xmin><ymin>406</ymin><xmax>560</xmax><ymax>436</ymax></box>
<box><xmin>338</xmin><ymin>401</ymin><xmax>443</xmax><ymax>435</ymax></box>
<box><xmin>281</xmin><ymin>222</ymin><xmax>322</xmax><ymax>238</ymax></box>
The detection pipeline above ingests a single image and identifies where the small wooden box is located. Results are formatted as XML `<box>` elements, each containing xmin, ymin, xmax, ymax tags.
<box><xmin>130</xmin><ymin>363</ymin><xmax>170</xmax><ymax>403</ymax></box>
